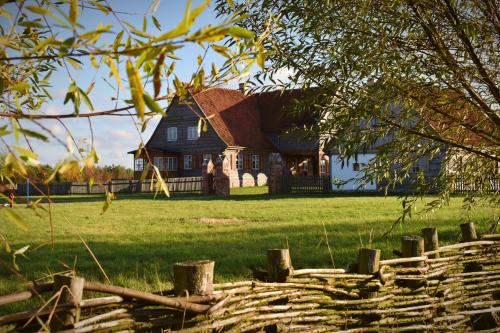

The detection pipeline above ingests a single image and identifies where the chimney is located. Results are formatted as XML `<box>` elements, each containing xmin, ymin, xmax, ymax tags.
<box><xmin>238</xmin><ymin>82</ymin><xmax>246</xmax><ymax>94</ymax></box>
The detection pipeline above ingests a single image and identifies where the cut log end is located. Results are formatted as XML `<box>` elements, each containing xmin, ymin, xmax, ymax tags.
<box><xmin>174</xmin><ymin>260</ymin><xmax>214</xmax><ymax>296</ymax></box>
<box><xmin>267</xmin><ymin>249</ymin><xmax>293</xmax><ymax>282</ymax></box>
<box><xmin>401</xmin><ymin>235</ymin><xmax>425</xmax><ymax>267</ymax></box>
<box><xmin>460</xmin><ymin>222</ymin><xmax>478</xmax><ymax>242</ymax></box>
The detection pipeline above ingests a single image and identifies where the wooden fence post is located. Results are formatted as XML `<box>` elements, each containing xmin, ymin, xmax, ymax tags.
<box><xmin>267</xmin><ymin>249</ymin><xmax>292</xmax><ymax>282</ymax></box>
<box><xmin>357</xmin><ymin>248</ymin><xmax>380</xmax><ymax>274</ymax></box>
<box><xmin>174</xmin><ymin>260</ymin><xmax>214</xmax><ymax>296</ymax></box>
<box><xmin>51</xmin><ymin>274</ymin><xmax>85</xmax><ymax>330</ymax></box>
<box><xmin>421</xmin><ymin>227</ymin><xmax>440</xmax><ymax>259</ymax></box>
<box><xmin>357</xmin><ymin>248</ymin><xmax>380</xmax><ymax>299</ymax></box>
<box><xmin>460</xmin><ymin>222</ymin><xmax>478</xmax><ymax>242</ymax></box>
<box><xmin>401</xmin><ymin>235</ymin><xmax>425</xmax><ymax>267</ymax></box>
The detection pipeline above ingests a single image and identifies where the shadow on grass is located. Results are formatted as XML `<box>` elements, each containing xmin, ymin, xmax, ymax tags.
<box><xmin>8</xmin><ymin>190</ymin><xmax>418</xmax><ymax>205</ymax></box>
<box><xmin>0</xmin><ymin>220</ymin><xmax>464</xmax><ymax>286</ymax></box>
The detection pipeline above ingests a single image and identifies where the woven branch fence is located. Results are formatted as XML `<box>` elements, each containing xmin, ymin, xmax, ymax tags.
<box><xmin>0</xmin><ymin>223</ymin><xmax>498</xmax><ymax>332</ymax></box>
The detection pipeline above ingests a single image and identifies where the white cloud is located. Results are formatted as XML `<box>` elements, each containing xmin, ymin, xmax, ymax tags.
<box><xmin>110</xmin><ymin>129</ymin><xmax>135</xmax><ymax>140</ymax></box>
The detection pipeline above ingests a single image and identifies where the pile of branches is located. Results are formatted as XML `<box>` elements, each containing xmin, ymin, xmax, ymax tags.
<box><xmin>0</xmin><ymin>236</ymin><xmax>499</xmax><ymax>332</ymax></box>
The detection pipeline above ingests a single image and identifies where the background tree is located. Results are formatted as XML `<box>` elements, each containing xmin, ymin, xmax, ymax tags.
<box><xmin>0</xmin><ymin>0</ymin><xmax>266</xmax><ymax>218</ymax></box>
<box><xmin>217</xmin><ymin>0</ymin><xmax>499</xmax><ymax>221</ymax></box>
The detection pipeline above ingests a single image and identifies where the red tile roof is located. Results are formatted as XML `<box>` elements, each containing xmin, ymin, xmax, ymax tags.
<box><xmin>255</xmin><ymin>89</ymin><xmax>318</xmax><ymax>132</ymax></box>
<box><xmin>191</xmin><ymin>87</ymin><xmax>319</xmax><ymax>150</ymax></box>
<box><xmin>192</xmin><ymin>88</ymin><xmax>274</xmax><ymax>149</ymax></box>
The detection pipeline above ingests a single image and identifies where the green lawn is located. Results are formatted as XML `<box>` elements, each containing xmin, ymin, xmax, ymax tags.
<box><xmin>0</xmin><ymin>187</ymin><xmax>497</xmax><ymax>309</ymax></box>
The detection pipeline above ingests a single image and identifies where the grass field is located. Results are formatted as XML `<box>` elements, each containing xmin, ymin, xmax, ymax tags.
<box><xmin>1</xmin><ymin>187</ymin><xmax>497</xmax><ymax>312</ymax></box>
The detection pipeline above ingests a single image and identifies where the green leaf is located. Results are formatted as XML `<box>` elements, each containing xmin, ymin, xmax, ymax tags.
<box><xmin>140</xmin><ymin>162</ymin><xmax>150</xmax><ymax>181</ymax></box>
<box><xmin>143</xmin><ymin>92</ymin><xmax>165</xmax><ymax>116</ymax></box>
<box><xmin>227</xmin><ymin>26</ymin><xmax>255</xmax><ymax>39</ymax></box>
<box><xmin>13</xmin><ymin>146</ymin><xmax>38</xmax><ymax>161</ymax></box>
<box><xmin>152</xmin><ymin>16</ymin><xmax>161</xmax><ymax>30</ymax></box>
<box><xmin>211</xmin><ymin>45</ymin><xmax>230</xmax><ymax>58</ymax></box>
<box><xmin>256</xmin><ymin>47</ymin><xmax>266</xmax><ymax>70</ymax></box>
<box><xmin>155</xmin><ymin>0</ymin><xmax>208</xmax><ymax>41</ymax></box>
<box><xmin>107</xmin><ymin>57</ymin><xmax>125</xmax><ymax>92</ymax></box>
<box><xmin>101</xmin><ymin>191</ymin><xmax>116</xmax><ymax>215</ymax></box>
<box><xmin>126</xmin><ymin>60</ymin><xmax>145</xmax><ymax>120</ymax></box>
<box><xmin>90</xmin><ymin>147</ymin><xmax>100</xmax><ymax>163</ymax></box>
<box><xmin>153</xmin><ymin>53</ymin><xmax>165</xmax><ymax>98</ymax></box>
<box><xmin>78</xmin><ymin>88</ymin><xmax>94</xmax><ymax>111</ymax></box>
<box><xmin>153</xmin><ymin>166</ymin><xmax>170</xmax><ymax>198</ymax></box>
<box><xmin>58</xmin><ymin>159</ymin><xmax>80</xmax><ymax>175</ymax></box>
<box><xmin>69</xmin><ymin>0</ymin><xmax>78</xmax><ymax>25</ymax></box>
<box><xmin>10</xmin><ymin>81</ymin><xmax>29</xmax><ymax>92</ymax></box>
<box><xmin>26</xmin><ymin>5</ymin><xmax>49</xmax><ymax>15</ymax></box>
<box><xmin>3</xmin><ymin>209</ymin><xmax>28</xmax><ymax>231</ymax></box>
<box><xmin>113</xmin><ymin>30</ymin><xmax>124</xmax><ymax>51</ymax></box>
<box><xmin>18</xmin><ymin>129</ymin><xmax>48</xmax><ymax>142</ymax></box>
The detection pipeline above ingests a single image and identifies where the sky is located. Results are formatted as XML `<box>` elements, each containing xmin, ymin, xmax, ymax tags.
<box><xmin>1</xmin><ymin>0</ymin><xmax>279</xmax><ymax>169</ymax></box>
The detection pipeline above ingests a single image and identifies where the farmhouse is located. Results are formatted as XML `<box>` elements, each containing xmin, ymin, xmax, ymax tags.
<box><xmin>129</xmin><ymin>86</ymin><xmax>329</xmax><ymax>187</ymax></box>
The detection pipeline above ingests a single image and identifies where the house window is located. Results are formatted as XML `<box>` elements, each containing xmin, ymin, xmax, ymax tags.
<box><xmin>236</xmin><ymin>154</ymin><xmax>243</xmax><ymax>170</ymax></box>
<box><xmin>165</xmin><ymin>157</ymin><xmax>177</xmax><ymax>171</ymax></box>
<box><xmin>353</xmin><ymin>162</ymin><xmax>360</xmax><ymax>171</ymax></box>
<box><xmin>167</xmin><ymin>127</ymin><xmax>177</xmax><ymax>141</ymax></box>
<box><xmin>187</xmin><ymin>126</ymin><xmax>198</xmax><ymax>140</ymax></box>
<box><xmin>184</xmin><ymin>155</ymin><xmax>192</xmax><ymax>170</ymax></box>
<box><xmin>134</xmin><ymin>158</ymin><xmax>144</xmax><ymax>171</ymax></box>
<box><xmin>303</xmin><ymin>159</ymin><xmax>309</xmax><ymax>172</ymax></box>
<box><xmin>251</xmin><ymin>154</ymin><xmax>260</xmax><ymax>170</ymax></box>
<box><xmin>203</xmin><ymin>154</ymin><xmax>212</xmax><ymax>163</ymax></box>
<box><xmin>320</xmin><ymin>159</ymin><xmax>327</xmax><ymax>174</ymax></box>
<box><xmin>412</xmin><ymin>159</ymin><xmax>428</xmax><ymax>173</ymax></box>
<box><xmin>154</xmin><ymin>157</ymin><xmax>164</xmax><ymax>171</ymax></box>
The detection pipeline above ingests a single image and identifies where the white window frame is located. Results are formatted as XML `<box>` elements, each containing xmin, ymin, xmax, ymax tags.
<box><xmin>135</xmin><ymin>158</ymin><xmax>144</xmax><ymax>171</ymax></box>
<box><xmin>165</xmin><ymin>157</ymin><xmax>177</xmax><ymax>171</ymax></box>
<box><xmin>187</xmin><ymin>126</ymin><xmax>198</xmax><ymax>141</ymax></box>
<box><xmin>153</xmin><ymin>157</ymin><xmax>164</xmax><ymax>171</ymax></box>
<box><xmin>167</xmin><ymin>127</ymin><xmax>177</xmax><ymax>141</ymax></box>
<box><xmin>236</xmin><ymin>154</ymin><xmax>243</xmax><ymax>170</ymax></box>
<box><xmin>320</xmin><ymin>159</ymin><xmax>327</xmax><ymax>174</ymax></box>
<box><xmin>183</xmin><ymin>155</ymin><xmax>192</xmax><ymax>170</ymax></box>
<box><xmin>251</xmin><ymin>154</ymin><xmax>260</xmax><ymax>170</ymax></box>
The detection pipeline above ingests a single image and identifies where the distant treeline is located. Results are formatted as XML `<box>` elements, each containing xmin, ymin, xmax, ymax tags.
<box><xmin>0</xmin><ymin>155</ymin><xmax>133</xmax><ymax>184</ymax></box>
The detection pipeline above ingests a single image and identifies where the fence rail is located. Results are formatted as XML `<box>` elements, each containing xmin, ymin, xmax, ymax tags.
<box><xmin>14</xmin><ymin>177</ymin><xmax>203</xmax><ymax>196</ymax></box>
<box><xmin>282</xmin><ymin>176</ymin><xmax>331</xmax><ymax>193</ymax></box>
<box><xmin>1</xmin><ymin>223</ymin><xmax>498</xmax><ymax>332</ymax></box>
<box><xmin>281</xmin><ymin>176</ymin><xmax>500</xmax><ymax>194</ymax></box>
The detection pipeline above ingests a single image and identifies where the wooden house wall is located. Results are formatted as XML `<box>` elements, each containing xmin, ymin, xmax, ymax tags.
<box><xmin>147</xmin><ymin>97</ymin><xmax>226</xmax><ymax>154</ymax></box>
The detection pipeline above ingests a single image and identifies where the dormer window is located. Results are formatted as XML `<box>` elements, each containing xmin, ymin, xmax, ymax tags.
<box><xmin>167</xmin><ymin>127</ymin><xmax>177</xmax><ymax>141</ymax></box>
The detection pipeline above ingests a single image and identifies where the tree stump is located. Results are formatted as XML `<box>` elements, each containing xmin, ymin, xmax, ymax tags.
<box><xmin>267</xmin><ymin>249</ymin><xmax>292</xmax><ymax>282</ymax></box>
<box><xmin>421</xmin><ymin>227</ymin><xmax>440</xmax><ymax>259</ymax></box>
<box><xmin>174</xmin><ymin>260</ymin><xmax>214</xmax><ymax>296</ymax></box>
<box><xmin>460</xmin><ymin>222</ymin><xmax>478</xmax><ymax>242</ymax></box>
<box><xmin>51</xmin><ymin>275</ymin><xmax>85</xmax><ymax>330</ymax></box>
<box><xmin>401</xmin><ymin>235</ymin><xmax>425</xmax><ymax>267</ymax></box>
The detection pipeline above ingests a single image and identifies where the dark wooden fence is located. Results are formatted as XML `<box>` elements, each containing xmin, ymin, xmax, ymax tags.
<box><xmin>14</xmin><ymin>177</ymin><xmax>203</xmax><ymax>196</ymax></box>
<box><xmin>454</xmin><ymin>177</ymin><xmax>500</xmax><ymax>194</ymax></box>
<box><xmin>281</xmin><ymin>176</ymin><xmax>500</xmax><ymax>194</ymax></box>
<box><xmin>282</xmin><ymin>176</ymin><xmax>331</xmax><ymax>193</ymax></box>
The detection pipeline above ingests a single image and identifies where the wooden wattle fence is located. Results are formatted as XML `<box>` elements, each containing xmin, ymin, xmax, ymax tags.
<box><xmin>0</xmin><ymin>223</ymin><xmax>498</xmax><ymax>332</ymax></box>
